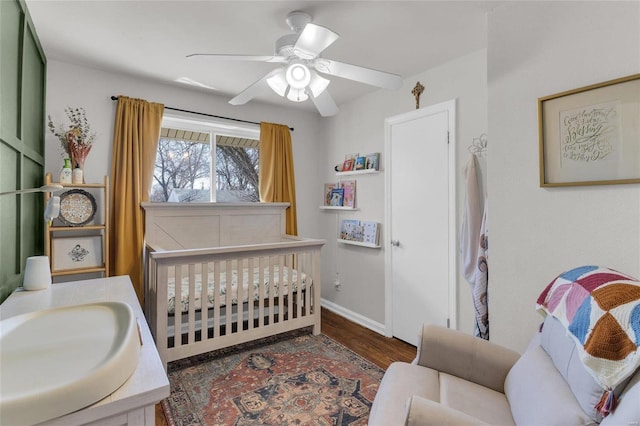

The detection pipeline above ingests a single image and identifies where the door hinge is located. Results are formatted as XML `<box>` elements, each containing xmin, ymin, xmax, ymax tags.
<box><xmin>446</xmin><ymin>318</ymin><xmax>450</xmax><ymax>328</ymax></box>
<box><xmin>447</xmin><ymin>131</ymin><xmax>450</xmax><ymax>144</ymax></box>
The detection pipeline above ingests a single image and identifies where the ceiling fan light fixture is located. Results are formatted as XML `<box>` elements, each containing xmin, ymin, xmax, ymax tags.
<box><xmin>285</xmin><ymin>62</ymin><xmax>311</xmax><ymax>89</ymax></box>
<box><xmin>308</xmin><ymin>71</ymin><xmax>330</xmax><ymax>97</ymax></box>
<box><xmin>266</xmin><ymin>69</ymin><xmax>287</xmax><ymax>96</ymax></box>
<box><xmin>287</xmin><ymin>87</ymin><xmax>309</xmax><ymax>102</ymax></box>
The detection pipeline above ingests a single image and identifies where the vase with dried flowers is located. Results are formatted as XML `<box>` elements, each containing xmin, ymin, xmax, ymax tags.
<box><xmin>47</xmin><ymin>107</ymin><xmax>96</xmax><ymax>178</ymax></box>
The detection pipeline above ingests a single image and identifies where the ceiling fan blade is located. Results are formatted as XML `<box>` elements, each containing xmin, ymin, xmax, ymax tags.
<box><xmin>187</xmin><ymin>54</ymin><xmax>288</xmax><ymax>63</ymax></box>
<box><xmin>293</xmin><ymin>23</ymin><xmax>339</xmax><ymax>60</ymax></box>
<box><xmin>229</xmin><ymin>69</ymin><xmax>280</xmax><ymax>105</ymax></box>
<box><xmin>315</xmin><ymin>58</ymin><xmax>402</xmax><ymax>90</ymax></box>
<box><xmin>309</xmin><ymin>90</ymin><xmax>339</xmax><ymax>117</ymax></box>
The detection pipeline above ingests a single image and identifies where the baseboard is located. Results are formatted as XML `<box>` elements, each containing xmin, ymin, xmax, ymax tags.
<box><xmin>321</xmin><ymin>298</ymin><xmax>386</xmax><ymax>336</ymax></box>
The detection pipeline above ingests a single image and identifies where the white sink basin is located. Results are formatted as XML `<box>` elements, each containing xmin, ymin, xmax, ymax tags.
<box><xmin>0</xmin><ymin>301</ymin><xmax>142</xmax><ymax>425</ymax></box>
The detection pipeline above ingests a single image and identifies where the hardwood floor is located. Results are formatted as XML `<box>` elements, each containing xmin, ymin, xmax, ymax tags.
<box><xmin>155</xmin><ymin>307</ymin><xmax>416</xmax><ymax>425</ymax></box>
<box><xmin>320</xmin><ymin>307</ymin><xmax>416</xmax><ymax>369</ymax></box>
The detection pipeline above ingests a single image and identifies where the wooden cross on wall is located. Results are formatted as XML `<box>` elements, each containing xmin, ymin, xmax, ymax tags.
<box><xmin>411</xmin><ymin>81</ymin><xmax>425</xmax><ymax>109</ymax></box>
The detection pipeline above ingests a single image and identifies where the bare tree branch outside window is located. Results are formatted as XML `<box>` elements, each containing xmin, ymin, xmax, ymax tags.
<box><xmin>151</xmin><ymin>136</ymin><xmax>259</xmax><ymax>203</ymax></box>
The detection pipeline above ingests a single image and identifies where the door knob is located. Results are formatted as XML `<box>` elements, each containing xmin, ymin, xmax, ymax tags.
<box><xmin>391</xmin><ymin>240</ymin><xmax>400</xmax><ymax>247</ymax></box>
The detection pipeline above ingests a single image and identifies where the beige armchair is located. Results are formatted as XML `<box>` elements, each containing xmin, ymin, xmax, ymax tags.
<box><xmin>369</xmin><ymin>322</ymin><xmax>640</xmax><ymax>425</ymax></box>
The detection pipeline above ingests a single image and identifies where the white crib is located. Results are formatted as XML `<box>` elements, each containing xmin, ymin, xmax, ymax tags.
<box><xmin>142</xmin><ymin>202</ymin><xmax>324</xmax><ymax>368</ymax></box>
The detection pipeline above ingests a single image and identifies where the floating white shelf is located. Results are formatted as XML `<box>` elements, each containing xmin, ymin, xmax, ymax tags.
<box><xmin>337</xmin><ymin>239</ymin><xmax>381</xmax><ymax>249</ymax></box>
<box><xmin>319</xmin><ymin>206</ymin><xmax>359</xmax><ymax>211</ymax></box>
<box><xmin>335</xmin><ymin>169</ymin><xmax>380</xmax><ymax>177</ymax></box>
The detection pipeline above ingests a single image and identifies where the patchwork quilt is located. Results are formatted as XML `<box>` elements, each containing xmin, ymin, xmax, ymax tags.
<box><xmin>536</xmin><ymin>265</ymin><xmax>640</xmax><ymax>415</ymax></box>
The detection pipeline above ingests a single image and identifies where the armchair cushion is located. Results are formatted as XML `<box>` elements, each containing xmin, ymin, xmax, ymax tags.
<box><xmin>414</xmin><ymin>324</ymin><xmax>519</xmax><ymax>393</ymax></box>
<box><xmin>439</xmin><ymin>372</ymin><xmax>514</xmax><ymax>425</ymax></box>
<box><xmin>405</xmin><ymin>395</ymin><xmax>489</xmax><ymax>426</ymax></box>
<box><xmin>368</xmin><ymin>362</ymin><xmax>439</xmax><ymax>425</ymax></box>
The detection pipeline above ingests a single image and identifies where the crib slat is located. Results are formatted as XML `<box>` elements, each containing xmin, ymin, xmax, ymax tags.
<box><xmin>304</xmin><ymin>251</ymin><xmax>315</xmax><ymax>317</ymax></box>
<box><xmin>156</xmin><ymin>263</ymin><xmax>169</xmax><ymax>367</ymax></box>
<box><xmin>247</xmin><ymin>257</ymin><xmax>254</xmax><ymax>330</ymax></box>
<box><xmin>259</xmin><ymin>256</ymin><xmax>265</xmax><ymax>328</ymax></box>
<box><xmin>287</xmin><ymin>254</ymin><xmax>296</xmax><ymax>320</ymax></box>
<box><xmin>268</xmin><ymin>256</ymin><xmax>275</xmax><ymax>326</ymax></box>
<box><xmin>213</xmin><ymin>260</ymin><xmax>221</xmax><ymax>339</ymax></box>
<box><xmin>312</xmin><ymin>246</ymin><xmax>322</xmax><ymax>334</ymax></box>
<box><xmin>174</xmin><ymin>265</ymin><xmax>182</xmax><ymax>349</ymax></box>
<box><xmin>277</xmin><ymin>255</ymin><xmax>284</xmax><ymax>323</ymax></box>
<box><xmin>226</xmin><ymin>259</ymin><xmax>233</xmax><ymax>335</ymax></box>
<box><xmin>201</xmin><ymin>262</ymin><xmax>209</xmax><ymax>342</ymax></box>
<box><xmin>188</xmin><ymin>264</ymin><xmax>196</xmax><ymax>343</ymax></box>
<box><xmin>296</xmin><ymin>253</ymin><xmax>304</xmax><ymax>320</ymax></box>
<box><xmin>237</xmin><ymin>258</ymin><xmax>244</xmax><ymax>331</ymax></box>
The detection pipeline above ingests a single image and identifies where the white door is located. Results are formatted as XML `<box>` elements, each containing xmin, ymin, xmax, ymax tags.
<box><xmin>384</xmin><ymin>100</ymin><xmax>456</xmax><ymax>346</ymax></box>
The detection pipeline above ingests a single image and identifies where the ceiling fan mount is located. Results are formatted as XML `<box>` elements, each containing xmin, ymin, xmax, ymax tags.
<box><xmin>285</xmin><ymin>11</ymin><xmax>312</xmax><ymax>33</ymax></box>
<box><xmin>187</xmin><ymin>11</ymin><xmax>402</xmax><ymax>117</ymax></box>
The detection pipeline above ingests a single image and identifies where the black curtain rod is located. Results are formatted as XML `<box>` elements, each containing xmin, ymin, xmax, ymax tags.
<box><xmin>110</xmin><ymin>96</ymin><xmax>294</xmax><ymax>131</ymax></box>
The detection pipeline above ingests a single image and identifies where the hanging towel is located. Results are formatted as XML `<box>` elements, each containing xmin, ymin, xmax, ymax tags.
<box><xmin>473</xmin><ymin>202</ymin><xmax>489</xmax><ymax>339</ymax></box>
<box><xmin>460</xmin><ymin>154</ymin><xmax>489</xmax><ymax>339</ymax></box>
<box><xmin>461</xmin><ymin>155</ymin><xmax>482</xmax><ymax>283</ymax></box>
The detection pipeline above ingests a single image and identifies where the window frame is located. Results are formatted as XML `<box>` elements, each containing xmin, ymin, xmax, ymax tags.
<box><xmin>160</xmin><ymin>113</ymin><xmax>260</xmax><ymax>202</ymax></box>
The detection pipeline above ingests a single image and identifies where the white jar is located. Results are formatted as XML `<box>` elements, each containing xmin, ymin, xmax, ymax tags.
<box><xmin>72</xmin><ymin>166</ymin><xmax>83</xmax><ymax>184</ymax></box>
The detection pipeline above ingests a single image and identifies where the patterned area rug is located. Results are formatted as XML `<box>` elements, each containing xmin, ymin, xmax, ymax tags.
<box><xmin>162</xmin><ymin>330</ymin><xmax>384</xmax><ymax>425</ymax></box>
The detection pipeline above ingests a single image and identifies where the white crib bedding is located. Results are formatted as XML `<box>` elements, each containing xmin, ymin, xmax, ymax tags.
<box><xmin>166</xmin><ymin>265</ymin><xmax>309</xmax><ymax>315</ymax></box>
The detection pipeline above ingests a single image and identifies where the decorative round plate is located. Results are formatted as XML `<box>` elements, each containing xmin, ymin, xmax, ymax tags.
<box><xmin>58</xmin><ymin>189</ymin><xmax>97</xmax><ymax>226</ymax></box>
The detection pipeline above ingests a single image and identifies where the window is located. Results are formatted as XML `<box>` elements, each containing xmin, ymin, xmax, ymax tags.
<box><xmin>150</xmin><ymin>115</ymin><xmax>260</xmax><ymax>203</ymax></box>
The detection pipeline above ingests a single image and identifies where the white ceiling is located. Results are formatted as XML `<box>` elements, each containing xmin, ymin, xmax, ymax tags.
<box><xmin>25</xmin><ymin>1</ymin><xmax>499</xmax><ymax>112</ymax></box>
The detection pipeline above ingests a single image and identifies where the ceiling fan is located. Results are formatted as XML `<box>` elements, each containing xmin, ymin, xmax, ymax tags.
<box><xmin>187</xmin><ymin>11</ymin><xmax>403</xmax><ymax>117</ymax></box>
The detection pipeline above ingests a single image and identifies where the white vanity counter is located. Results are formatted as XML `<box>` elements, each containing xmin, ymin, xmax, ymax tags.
<box><xmin>0</xmin><ymin>276</ymin><xmax>170</xmax><ymax>426</ymax></box>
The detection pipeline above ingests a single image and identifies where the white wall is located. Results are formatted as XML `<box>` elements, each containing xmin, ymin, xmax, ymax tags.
<box><xmin>320</xmin><ymin>49</ymin><xmax>488</xmax><ymax>335</ymax></box>
<box><xmin>488</xmin><ymin>1</ymin><xmax>640</xmax><ymax>352</ymax></box>
<box><xmin>44</xmin><ymin>60</ymin><xmax>325</xmax><ymax>240</ymax></box>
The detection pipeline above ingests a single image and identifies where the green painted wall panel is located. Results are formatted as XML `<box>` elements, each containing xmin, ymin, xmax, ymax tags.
<box><xmin>0</xmin><ymin>0</ymin><xmax>22</xmax><ymax>143</ymax></box>
<box><xmin>0</xmin><ymin>144</ymin><xmax>20</xmax><ymax>302</ymax></box>
<box><xmin>0</xmin><ymin>0</ymin><xmax>45</xmax><ymax>303</ymax></box>
<box><xmin>22</xmin><ymin>157</ymin><xmax>45</xmax><ymax>260</ymax></box>
<box><xmin>22</xmin><ymin>28</ymin><xmax>45</xmax><ymax>153</ymax></box>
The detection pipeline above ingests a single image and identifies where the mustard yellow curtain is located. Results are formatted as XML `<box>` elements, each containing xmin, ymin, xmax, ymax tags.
<box><xmin>258</xmin><ymin>122</ymin><xmax>298</xmax><ymax>235</ymax></box>
<box><xmin>109</xmin><ymin>96</ymin><xmax>164</xmax><ymax>303</ymax></box>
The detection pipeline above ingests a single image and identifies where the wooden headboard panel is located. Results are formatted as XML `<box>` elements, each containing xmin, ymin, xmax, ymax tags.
<box><xmin>141</xmin><ymin>203</ymin><xmax>289</xmax><ymax>250</ymax></box>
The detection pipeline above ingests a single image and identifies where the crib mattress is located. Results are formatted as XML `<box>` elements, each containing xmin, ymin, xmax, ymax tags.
<box><xmin>166</xmin><ymin>266</ymin><xmax>308</xmax><ymax>314</ymax></box>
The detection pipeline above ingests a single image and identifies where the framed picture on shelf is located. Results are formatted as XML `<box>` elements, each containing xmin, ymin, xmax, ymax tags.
<box><xmin>363</xmin><ymin>221</ymin><xmax>380</xmax><ymax>245</ymax></box>
<box><xmin>323</xmin><ymin>183</ymin><xmax>338</xmax><ymax>206</ymax></box>
<box><xmin>340</xmin><ymin>219</ymin><xmax>361</xmax><ymax>241</ymax></box>
<box><xmin>539</xmin><ymin>73</ymin><xmax>640</xmax><ymax>187</ymax></box>
<box><xmin>340</xmin><ymin>180</ymin><xmax>356</xmax><ymax>208</ymax></box>
<box><xmin>52</xmin><ymin>235</ymin><xmax>103</xmax><ymax>272</ymax></box>
<box><xmin>342</xmin><ymin>158</ymin><xmax>354</xmax><ymax>172</ymax></box>
<box><xmin>329</xmin><ymin>188</ymin><xmax>344</xmax><ymax>206</ymax></box>
<box><xmin>365</xmin><ymin>153</ymin><xmax>380</xmax><ymax>170</ymax></box>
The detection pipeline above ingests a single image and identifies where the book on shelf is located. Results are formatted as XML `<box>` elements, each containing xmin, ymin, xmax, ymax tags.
<box><xmin>365</xmin><ymin>152</ymin><xmax>380</xmax><ymax>171</ymax></box>
<box><xmin>340</xmin><ymin>219</ymin><xmax>361</xmax><ymax>241</ymax></box>
<box><xmin>340</xmin><ymin>180</ymin><xmax>356</xmax><ymax>208</ymax></box>
<box><xmin>362</xmin><ymin>221</ymin><xmax>380</xmax><ymax>245</ymax></box>
<box><xmin>341</xmin><ymin>158</ymin><xmax>354</xmax><ymax>172</ymax></box>
<box><xmin>323</xmin><ymin>183</ymin><xmax>338</xmax><ymax>206</ymax></box>
<box><xmin>355</xmin><ymin>156</ymin><xmax>366</xmax><ymax>170</ymax></box>
<box><xmin>341</xmin><ymin>153</ymin><xmax>359</xmax><ymax>172</ymax></box>
<box><xmin>340</xmin><ymin>220</ymin><xmax>380</xmax><ymax>244</ymax></box>
<box><xmin>329</xmin><ymin>188</ymin><xmax>344</xmax><ymax>206</ymax></box>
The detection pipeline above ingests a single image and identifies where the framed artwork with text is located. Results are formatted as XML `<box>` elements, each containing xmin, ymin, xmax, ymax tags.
<box><xmin>538</xmin><ymin>73</ymin><xmax>640</xmax><ymax>187</ymax></box>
